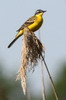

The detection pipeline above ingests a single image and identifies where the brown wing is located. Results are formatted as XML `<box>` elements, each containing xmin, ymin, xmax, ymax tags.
<box><xmin>17</xmin><ymin>16</ymin><xmax>36</xmax><ymax>32</ymax></box>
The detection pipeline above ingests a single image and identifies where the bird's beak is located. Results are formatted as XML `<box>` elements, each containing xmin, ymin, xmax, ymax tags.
<box><xmin>43</xmin><ymin>10</ymin><xmax>47</xmax><ymax>13</ymax></box>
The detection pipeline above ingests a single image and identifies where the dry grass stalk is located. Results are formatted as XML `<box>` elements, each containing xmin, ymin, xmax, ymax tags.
<box><xmin>39</xmin><ymin>30</ymin><xmax>46</xmax><ymax>100</ymax></box>
<box><xmin>41</xmin><ymin>61</ymin><xmax>46</xmax><ymax>100</ymax></box>
<box><xmin>43</xmin><ymin>59</ymin><xmax>59</xmax><ymax>100</ymax></box>
<box><xmin>16</xmin><ymin>27</ymin><xmax>45</xmax><ymax>95</ymax></box>
<box><xmin>16</xmin><ymin>27</ymin><xmax>59</xmax><ymax>100</ymax></box>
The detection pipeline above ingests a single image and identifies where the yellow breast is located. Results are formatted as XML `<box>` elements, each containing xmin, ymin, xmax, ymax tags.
<box><xmin>28</xmin><ymin>15</ymin><xmax>43</xmax><ymax>32</ymax></box>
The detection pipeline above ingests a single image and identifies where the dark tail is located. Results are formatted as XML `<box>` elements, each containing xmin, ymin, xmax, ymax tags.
<box><xmin>8</xmin><ymin>36</ymin><xmax>20</xmax><ymax>48</ymax></box>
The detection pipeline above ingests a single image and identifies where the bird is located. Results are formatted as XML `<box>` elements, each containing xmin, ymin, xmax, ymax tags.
<box><xmin>8</xmin><ymin>9</ymin><xmax>46</xmax><ymax>48</ymax></box>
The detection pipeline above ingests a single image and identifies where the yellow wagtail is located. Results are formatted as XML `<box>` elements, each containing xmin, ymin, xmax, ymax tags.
<box><xmin>8</xmin><ymin>9</ymin><xmax>46</xmax><ymax>48</ymax></box>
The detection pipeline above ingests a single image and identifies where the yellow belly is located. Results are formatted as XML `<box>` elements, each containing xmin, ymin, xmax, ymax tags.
<box><xmin>28</xmin><ymin>16</ymin><xmax>43</xmax><ymax>32</ymax></box>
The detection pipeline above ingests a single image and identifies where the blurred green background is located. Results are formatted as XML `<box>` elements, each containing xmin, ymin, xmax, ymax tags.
<box><xmin>0</xmin><ymin>61</ymin><xmax>66</xmax><ymax>100</ymax></box>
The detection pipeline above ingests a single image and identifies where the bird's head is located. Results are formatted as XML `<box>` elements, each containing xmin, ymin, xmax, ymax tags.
<box><xmin>34</xmin><ymin>9</ymin><xmax>46</xmax><ymax>16</ymax></box>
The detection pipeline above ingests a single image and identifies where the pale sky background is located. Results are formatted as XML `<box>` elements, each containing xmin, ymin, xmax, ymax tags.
<box><xmin>0</xmin><ymin>0</ymin><xmax>66</xmax><ymax>95</ymax></box>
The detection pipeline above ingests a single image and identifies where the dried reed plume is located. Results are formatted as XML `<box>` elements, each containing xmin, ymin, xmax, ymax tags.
<box><xmin>16</xmin><ymin>27</ymin><xmax>59</xmax><ymax>100</ymax></box>
<box><xmin>16</xmin><ymin>27</ymin><xmax>45</xmax><ymax>95</ymax></box>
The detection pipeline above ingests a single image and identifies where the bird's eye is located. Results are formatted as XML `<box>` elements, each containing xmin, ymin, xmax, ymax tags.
<box><xmin>35</xmin><ymin>10</ymin><xmax>41</xmax><ymax>15</ymax></box>
<box><xmin>37</xmin><ymin>10</ymin><xmax>39</xmax><ymax>12</ymax></box>
<box><xmin>36</xmin><ymin>10</ymin><xmax>40</xmax><ymax>14</ymax></box>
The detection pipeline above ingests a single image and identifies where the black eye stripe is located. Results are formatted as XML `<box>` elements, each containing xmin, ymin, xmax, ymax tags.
<box><xmin>35</xmin><ymin>10</ymin><xmax>41</xmax><ymax>15</ymax></box>
<box><xmin>34</xmin><ymin>9</ymin><xmax>44</xmax><ymax>15</ymax></box>
<box><xmin>36</xmin><ymin>11</ymin><xmax>40</xmax><ymax>14</ymax></box>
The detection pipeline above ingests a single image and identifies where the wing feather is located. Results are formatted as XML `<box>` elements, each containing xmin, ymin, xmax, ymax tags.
<box><xmin>17</xmin><ymin>16</ymin><xmax>36</xmax><ymax>32</ymax></box>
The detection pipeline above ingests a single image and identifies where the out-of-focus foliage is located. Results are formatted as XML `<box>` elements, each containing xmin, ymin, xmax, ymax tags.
<box><xmin>0</xmin><ymin>62</ymin><xmax>66</xmax><ymax>100</ymax></box>
<box><xmin>0</xmin><ymin>63</ymin><xmax>26</xmax><ymax>100</ymax></box>
<box><xmin>47</xmin><ymin>63</ymin><xmax>66</xmax><ymax>100</ymax></box>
